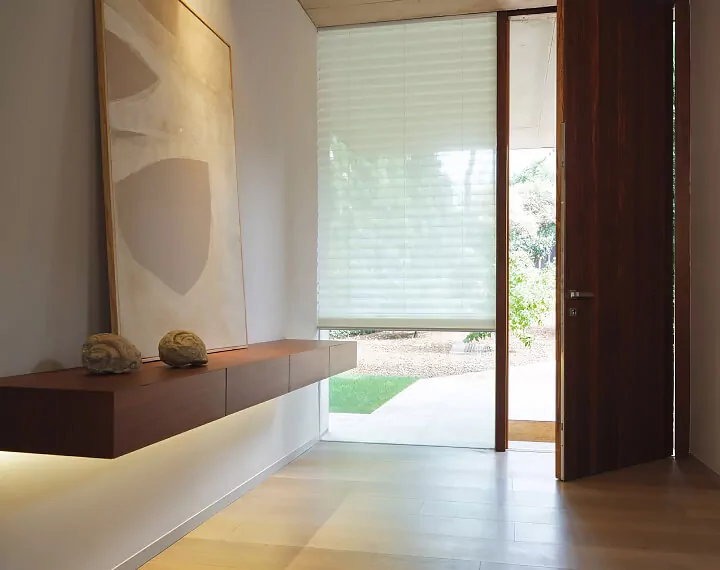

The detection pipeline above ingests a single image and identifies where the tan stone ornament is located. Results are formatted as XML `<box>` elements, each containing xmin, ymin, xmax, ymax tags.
<box><xmin>82</xmin><ymin>333</ymin><xmax>142</xmax><ymax>374</ymax></box>
<box><xmin>158</xmin><ymin>330</ymin><xmax>209</xmax><ymax>368</ymax></box>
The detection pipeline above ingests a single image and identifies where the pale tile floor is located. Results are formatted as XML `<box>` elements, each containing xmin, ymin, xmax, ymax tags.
<box><xmin>144</xmin><ymin>442</ymin><xmax>720</xmax><ymax>570</ymax></box>
<box><xmin>325</xmin><ymin>362</ymin><xmax>555</xmax><ymax>448</ymax></box>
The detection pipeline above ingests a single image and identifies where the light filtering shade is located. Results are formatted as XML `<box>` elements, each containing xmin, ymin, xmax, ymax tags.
<box><xmin>317</xmin><ymin>16</ymin><xmax>498</xmax><ymax>330</ymax></box>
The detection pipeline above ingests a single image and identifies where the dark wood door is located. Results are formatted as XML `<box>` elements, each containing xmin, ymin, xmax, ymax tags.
<box><xmin>557</xmin><ymin>0</ymin><xmax>675</xmax><ymax>481</ymax></box>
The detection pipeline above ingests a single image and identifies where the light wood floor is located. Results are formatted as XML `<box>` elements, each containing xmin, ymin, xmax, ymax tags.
<box><xmin>143</xmin><ymin>442</ymin><xmax>720</xmax><ymax>570</ymax></box>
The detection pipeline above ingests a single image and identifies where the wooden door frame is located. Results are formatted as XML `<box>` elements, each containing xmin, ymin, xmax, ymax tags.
<box><xmin>496</xmin><ymin>6</ymin><xmax>558</xmax><ymax>453</ymax></box>
<box><xmin>674</xmin><ymin>0</ymin><xmax>691</xmax><ymax>459</ymax></box>
<box><xmin>495</xmin><ymin>0</ymin><xmax>689</xmax><ymax>468</ymax></box>
<box><xmin>496</xmin><ymin>11</ymin><xmax>510</xmax><ymax>452</ymax></box>
<box><xmin>555</xmin><ymin>0</ymin><xmax>564</xmax><ymax>476</ymax></box>
<box><xmin>496</xmin><ymin>2</ymin><xmax>687</xmax><ymax>465</ymax></box>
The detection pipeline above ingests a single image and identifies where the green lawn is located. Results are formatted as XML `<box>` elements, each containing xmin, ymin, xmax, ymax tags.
<box><xmin>329</xmin><ymin>375</ymin><xmax>419</xmax><ymax>414</ymax></box>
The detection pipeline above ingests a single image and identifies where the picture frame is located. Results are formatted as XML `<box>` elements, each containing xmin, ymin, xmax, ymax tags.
<box><xmin>94</xmin><ymin>0</ymin><xmax>248</xmax><ymax>359</ymax></box>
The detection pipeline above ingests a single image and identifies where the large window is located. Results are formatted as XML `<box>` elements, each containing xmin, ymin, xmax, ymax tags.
<box><xmin>317</xmin><ymin>16</ymin><xmax>498</xmax><ymax>331</ymax></box>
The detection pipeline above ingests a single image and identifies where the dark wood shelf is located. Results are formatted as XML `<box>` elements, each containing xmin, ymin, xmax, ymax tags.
<box><xmin>0</xmin><ymin>340</ymin><xmax>356</xmax><ymax>459</ymax></box>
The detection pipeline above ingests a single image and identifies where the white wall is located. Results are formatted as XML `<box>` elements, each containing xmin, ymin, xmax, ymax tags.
<box><xmin>690</xmin><ymin>0</ymin><xmax>720</xmax><ymax>475</ymax></box>
<box><xmin>0</xmin><ymin>1</ymin><xmax>319</xmax><ymax>569</ymax></box>
<box><xmin>0</xmin><ymin>0</ymin><xmax>109</xmax><ymax>377</ymax></box>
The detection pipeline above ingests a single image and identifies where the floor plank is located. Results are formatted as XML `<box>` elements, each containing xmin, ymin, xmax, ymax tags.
<box><xmin>143</xmin><ymin>442</ymin><xmax>720</xmax><ymax>570</ymax></box>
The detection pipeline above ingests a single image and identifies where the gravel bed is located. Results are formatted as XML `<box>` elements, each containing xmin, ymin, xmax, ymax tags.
<box><xmin>339</xmin><ymin>328</ymin><xmax>555</xmax><ymax>378</ymax></box>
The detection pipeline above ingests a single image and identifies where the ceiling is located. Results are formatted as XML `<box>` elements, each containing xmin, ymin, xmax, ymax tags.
<box><xmin>510</xmin><ymin>13</ymin><xmax>557</xmax><ymax>149</ymax></box>
<box><xmin>298</xmin><ymin>0</ymin><xmax>556</xmax><ymax>28</ymax></box>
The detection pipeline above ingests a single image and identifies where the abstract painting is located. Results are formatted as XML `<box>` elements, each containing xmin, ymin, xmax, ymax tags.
<box><xmin>95</xmin><ymin>0</ymin><xmax>247</xmax><ymax>359</ymax></box>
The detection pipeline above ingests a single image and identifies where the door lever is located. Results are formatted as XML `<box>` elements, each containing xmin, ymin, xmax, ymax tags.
<box><xmin>569</xmin><ymin>290</ymin><xmax>594</xmax><ymax>300</ymax></box>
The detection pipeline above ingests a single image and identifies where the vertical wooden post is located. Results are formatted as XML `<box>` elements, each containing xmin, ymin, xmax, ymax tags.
<box><xmin>555</xmin><ymin>0</ymin><xmax>566</xmax><ymax>479</ymax></box>
<box><xmin>674</xmin><ymin>0</ymin><xmax>691</xmax><ymax>459</ymax></box>
<box><xmin>496</xmin><ymin>12</ymin><xmax>510</xmax><ymax>453</ymax></box>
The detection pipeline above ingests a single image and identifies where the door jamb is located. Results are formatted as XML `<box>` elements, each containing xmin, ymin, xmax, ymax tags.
<box><xmin>674</xmin><ymin>0</ymin><xmax>691</xmax><ymax>459</ymax></box>
<box><xmin>496</xmin><ymin>6</ymin><xmax>559</xmax><ymax>454</ymax></box>
<box><xmin>496</xmin><ymin>11</ymin><xmax>510</xmax><ymax>452</ymax></box>
<box><xmin>555</xmin><ymin>0</ymin><xmax>565</xmax><ymax>480</ymax></box>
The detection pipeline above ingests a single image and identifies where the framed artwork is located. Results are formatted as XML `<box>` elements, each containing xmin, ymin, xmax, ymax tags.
<box><xmin>94</xmin><ymin>0</ymin><xmax>248</xmax><ymax>359</ymax></box>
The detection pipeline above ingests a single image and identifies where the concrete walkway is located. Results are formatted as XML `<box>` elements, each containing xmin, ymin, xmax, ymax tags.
<box><xmin>324</xmin><ymin>361</ymin><xmax>555</xmax><ymax>449</ymax></box>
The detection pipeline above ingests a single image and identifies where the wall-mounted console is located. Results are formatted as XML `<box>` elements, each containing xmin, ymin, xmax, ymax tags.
<box><xmin>0</xmin><ymin>340</ymin><xmax>356</xmax><ymax>459</ymax></box>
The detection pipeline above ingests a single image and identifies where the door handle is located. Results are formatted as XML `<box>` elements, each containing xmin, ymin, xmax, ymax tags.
<box><xmin>569</xmin><ymin>290</ymin><xmax>594</xmax><ymax>300</ymax></box>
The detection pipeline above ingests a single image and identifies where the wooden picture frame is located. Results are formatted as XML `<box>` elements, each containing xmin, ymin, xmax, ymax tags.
<box><xmin>94</xmin><ymin>0</ymin><xmax>248</xmax><ymax>360</ymax></box>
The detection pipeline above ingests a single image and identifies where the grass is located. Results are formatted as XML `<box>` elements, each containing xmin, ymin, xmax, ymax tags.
<box><xmin>329</xmin><ymin>375</ymin><xmax>419</xmax><ymax>414</ymax></box>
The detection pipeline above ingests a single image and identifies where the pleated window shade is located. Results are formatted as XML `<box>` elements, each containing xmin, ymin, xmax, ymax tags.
<box><xmin>317</xmin><ymin>15</ymin><xmax>498</xmax><ymax>331</ymax></box>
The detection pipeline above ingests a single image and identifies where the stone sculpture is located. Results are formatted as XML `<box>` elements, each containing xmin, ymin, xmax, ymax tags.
<box><xmin>158</xmin><ymin>330</ymin><xmax>209</xmax><ymax>368</ymax></box>
<box><xmin>82</xmin><ymin>333</ymin><xmax>142</xmax><ymax>374</ymax></box>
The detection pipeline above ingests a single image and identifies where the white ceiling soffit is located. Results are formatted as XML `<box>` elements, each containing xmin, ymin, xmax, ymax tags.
<box><xmin>299</xmin><ymin>0</ymin><xmax>557</xmax><ymax>28</ymax></box>
<box><xmin>510</xmin><ymin>13</ymin><xmax>557</xmax><ymax>150</ymax></box>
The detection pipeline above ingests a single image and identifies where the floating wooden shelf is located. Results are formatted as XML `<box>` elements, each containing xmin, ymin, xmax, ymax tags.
<box><xmin>0</xmin><ymin>340</ymin><xmax>356</xmax><ymax>459</ymax></box>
